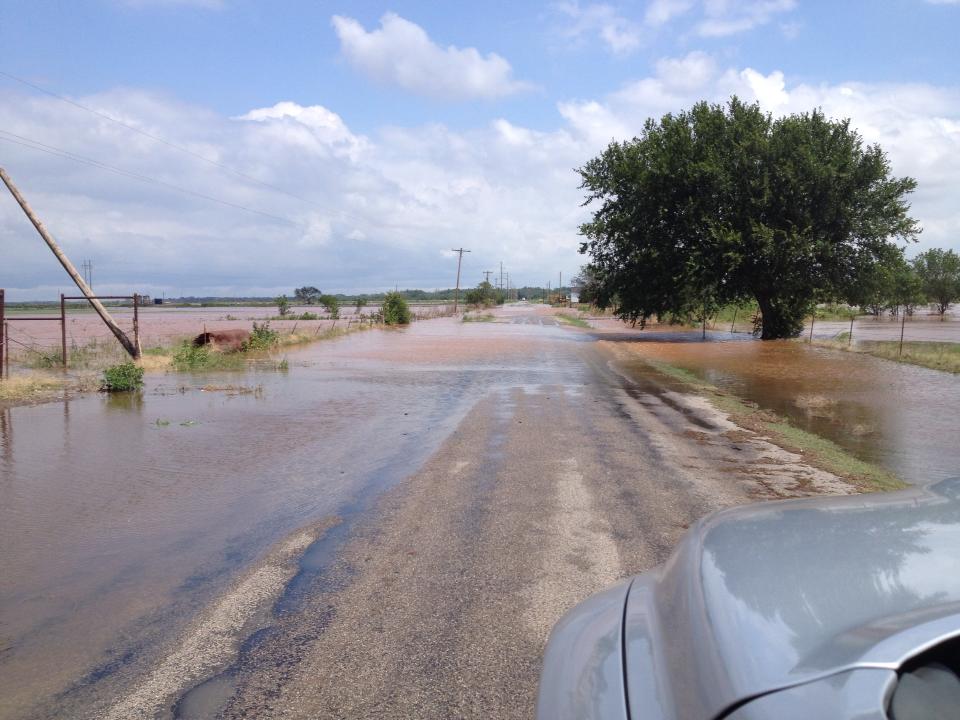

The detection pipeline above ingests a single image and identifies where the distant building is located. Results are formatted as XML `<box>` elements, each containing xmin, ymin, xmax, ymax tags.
<box><xmin>570</xmin><ymin>291</ymin><xmax>580</xmax><ymax>304</ymax></box>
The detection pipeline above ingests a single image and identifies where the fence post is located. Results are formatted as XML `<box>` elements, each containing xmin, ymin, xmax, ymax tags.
<box><xmin>133</xmin><ymin>294</ymin><xmax>140</xmax><ymax>357</ymax></box>
<box><xmin>808</xmin><ymin>312</ymin><xmax>815</xmax><ymax>344</ymax></box>
<box><xmin>730</xmin><ymin>307</ymin><xmax>737</xmax><ymax>334</ymax></box>
<box><xmin>899</xmin><ymin>307</ymin><xmax>906</xmax><ymax>358</ymax></box>
<box><xmin>61</xmin><ymin>293</ymin><xmax>67</xmax><ymax>370</ymax></box>
<box><xmin>848</xmin><ymin>314</ymin><xmax>854</xmax><ymax>347</ymax></box>
<box><xmin>0</xmin><ymin>289</ymin><xmax>4</xmax><ymax>380</ymax></box>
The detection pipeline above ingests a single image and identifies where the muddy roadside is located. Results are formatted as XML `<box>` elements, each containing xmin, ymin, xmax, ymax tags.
<box><xmin>141</xmin><ymin>337</ymin><xmax>863</xmax><ymax>720</ymax></box>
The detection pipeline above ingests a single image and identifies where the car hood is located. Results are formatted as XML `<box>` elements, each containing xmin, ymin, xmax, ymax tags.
<box><xmin>624</xmin><ymin>478</ymin><xmax>960</xmax><ymax>720</ymax></box>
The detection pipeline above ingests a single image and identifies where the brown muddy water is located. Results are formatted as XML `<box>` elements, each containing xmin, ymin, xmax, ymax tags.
<box><xmin>0</xmin><ymin>311</ymin><xmax>580</xmax><ymax>720</ymax></box>
<box><xmin>601</xmin><ymin>327</ymin><xmax>960</xmax><ymax>485</ymax></box>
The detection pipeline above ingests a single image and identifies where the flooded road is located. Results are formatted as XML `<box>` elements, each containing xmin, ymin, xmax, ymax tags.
<box><xmin>594</xmin><ymin>326</ymin><xmax>960</xmax><ymax>485</ymax></box>
<box><xmin>0</xmin><ymin>306</ymin><xmax>955</xmax><ymax>718</ymax></box>
<box><xmin>0</xmin><ymin>310</ymin><xmax>592</xmax><ymax>719</ymax></box>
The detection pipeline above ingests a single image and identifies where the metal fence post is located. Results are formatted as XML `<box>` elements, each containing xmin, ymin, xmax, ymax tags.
<box><xmin>848</xmin><ymin>314</ymin><xmax>854</xmax><ymax>347</ymax></box>
<box><xmin>0</xmin><ymin>289</ymin><xmax>4</xmax><ymax>380</ymax></box>
<box><xmin>133</xmin><ymin>294</ymin><xmax>140</xmax><ymax>356</ymax></box>
<box><xmin>899</xmin><ymin>307</ymin><xmax>906</xmax><ymax>358</ymax></box>
<box><xmin>61</xmin><ymin>293</ymin><xmax>67</xmax><ymax>370</ymax></box>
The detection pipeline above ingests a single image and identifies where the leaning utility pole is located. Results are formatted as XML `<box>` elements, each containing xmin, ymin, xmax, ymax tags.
<box><xmin>451</xmin><ymin>247</ymin><xmax>470</xmax><ymax>313</ymax></box>
<box><xmin>0</xmin><ymin>167</ymin><xmax>141</xmax><ymax>358</ymax></box>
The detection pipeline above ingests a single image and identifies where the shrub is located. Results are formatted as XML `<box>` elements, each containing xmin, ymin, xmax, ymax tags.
<box><xmin>382</xmin><ymin>292</ymin><xmax>412</xmax><ymax>325</ymax></box>
<box><xmin>298</xmin><ymin>311</ymin><xmax>319</xmax><ymax>320</ymax></box>
<box><xmin>276</xmin><ymin>294</ymin><xmax>290</xmax><ymax>317</ymax></box>
<box><xmin>319</xmin><ymin>294</ymin><xmax>340</xmax><ymax>319</ymax></box>
<box><xmin>101</xmin><ymin>361</ymin><xmax>144</xmax><ymax>391</ymax></box>
<box><xmin>244</xmin><ymin>321</ymin><xmax>278</xmax><ymax>350</ymax></box>
<box><xmin>172</xmin><ymin>341</ymin><xmax>212</xmax><ymax>370</ymax></box>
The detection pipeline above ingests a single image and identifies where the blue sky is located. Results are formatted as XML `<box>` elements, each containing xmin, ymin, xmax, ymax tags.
<box><xmin>1</xmin><ymin>0</ymin><xmax>959</xmax><ymax>298</ymax></box>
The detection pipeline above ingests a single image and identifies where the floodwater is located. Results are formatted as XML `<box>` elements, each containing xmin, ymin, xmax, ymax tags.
<box><xmin>601</xmin><ymin>326</ymin><xmax>960</xmax><ymax>485</ymax></box>
<box><xmin>0</xmin><ymin>310</ymin><xmax>579</xmax><ymax>720</ymax></box>
<box><xmin>3</xmin><ymin>302</ymin><xmax>453</xmax><ymax>351</ymax></box>
<box><xmin>2</xmin><ymin>308</ymin><xmax>958</xmax><ymax>718</ymax></box>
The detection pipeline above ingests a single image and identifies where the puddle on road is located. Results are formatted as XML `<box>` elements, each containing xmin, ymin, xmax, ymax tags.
<box><xmin>603</xmin><ymin>330</ymin><xmax>960</xmax><ymax>485</ymax></box>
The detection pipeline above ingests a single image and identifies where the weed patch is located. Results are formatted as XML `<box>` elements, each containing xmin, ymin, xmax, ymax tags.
<box><xmin>101</xmin><ymin>362</ymin><xmax>144</xmax><ymax>392</ymax></box>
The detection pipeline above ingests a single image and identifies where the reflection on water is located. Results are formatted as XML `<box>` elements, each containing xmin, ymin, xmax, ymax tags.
<box><xmin>611</xmin><ymin>333</ymin><xmax>960</xmax><ymax>484</ymax></box>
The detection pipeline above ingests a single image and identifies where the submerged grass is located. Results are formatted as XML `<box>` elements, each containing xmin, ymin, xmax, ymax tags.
<box><xmin>644</xmin><ymin>358</ymin><xmax>905</xmax><ymax>492</ymax></box>
<box><xmin>813</xmin><ymin>337</ymin><xmax>960</xmax><ymax>374</ymax></box>
<box><xmin>462</xmin><ymin>313</ymin><xmax>496</xmax><ymax>323</ymax></box>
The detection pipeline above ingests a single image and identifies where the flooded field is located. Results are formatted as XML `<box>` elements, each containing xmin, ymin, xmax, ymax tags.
<box><xmin>599</xmin><ymin>325</ymin><xmax>960</xmax><ymax>485</ymax></box>
<box><xmin>0</xmin><ymin>311</ymin><xmax>575</xmax><ymax>719</ymax></box>
<box><xmin>3</xmin><ymin>303</ymin><xmax>453</xmax><ymax>353</ymax></box>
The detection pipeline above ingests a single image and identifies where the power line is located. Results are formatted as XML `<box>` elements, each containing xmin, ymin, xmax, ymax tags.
<box><xmin>0</xmin><ymin>130</ymin><xmax>298</xmax><ymax>225</ymax></box>
<box><xmin>0</xmin><ymin>69</ymin><xmax>325</xmax><ymax>211</ymax></box>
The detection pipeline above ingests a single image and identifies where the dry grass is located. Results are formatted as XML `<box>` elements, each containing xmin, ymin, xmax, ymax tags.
<box><xmin>0</xmin><ymin>371</ymin><xmax>100</xmax><ymax>406</ymax></box>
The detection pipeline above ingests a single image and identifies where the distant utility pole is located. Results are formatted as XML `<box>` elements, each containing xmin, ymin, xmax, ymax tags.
<box><xmin>500</xmin><ymin>262</ymin><xmax>504</xmax><ymax>291</ymax></box>
<box><xmin>451</xmin><ymin>247</ymin><xmax>471</xmax><ymax>313</ymax></box>
<box><xmin>82</xmin><ymin>259</ymin><xmax>93</xmax><ymax>289</ymax></box>
<box><xmin>483</xmin><ymin>270</ymin><xmax>493</xmax><ymax>285</ymax></box>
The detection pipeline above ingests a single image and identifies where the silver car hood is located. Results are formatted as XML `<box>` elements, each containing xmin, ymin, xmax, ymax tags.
<box><xmin>624</xmin><ymin>478</ymin><xmax>960</xmax><ymax>720</ymax></box>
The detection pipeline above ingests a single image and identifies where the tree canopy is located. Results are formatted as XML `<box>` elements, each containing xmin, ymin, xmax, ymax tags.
<box><xmin>577</xmin><ymin>97</ymin><xmax>920</xmax><ymax>339</ymax></box>
<box><xmin>913</xmin><ymin>248</ymin><xmax>960</xmax><ymax>316</ymax></box>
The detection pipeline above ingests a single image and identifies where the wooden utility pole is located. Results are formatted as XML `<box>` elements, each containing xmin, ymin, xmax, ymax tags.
<box><xmin>451</xmin><ymin>247</ymin><xmax>470</xmax><ymax>313</ymax></box>
<box><xmin>0</xmin><ymin>167</ymin><xmax>141</xmax><ymax>359</ymax></box>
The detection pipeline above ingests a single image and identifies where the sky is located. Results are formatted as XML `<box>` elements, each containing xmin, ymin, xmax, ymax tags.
<box><xmin>1</xmin><ymin>0</ymin><xmax>958</xmax><ymax>300</ymax></box>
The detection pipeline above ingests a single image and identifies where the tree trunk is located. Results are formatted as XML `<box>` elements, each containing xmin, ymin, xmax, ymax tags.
<box><xmin>755</xmin><ymin>294</ymin><xmax>808</xmax><ymax>340</ymax></box>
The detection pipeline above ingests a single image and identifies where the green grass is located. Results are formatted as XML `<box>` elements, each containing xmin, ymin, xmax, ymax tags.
<box><xmin>813</xmin><ymin>338</ymin><xmax>960</xmax><ymax>374</ymax></box>
<box><xmin>643</xmin><ymin>358</ymin><xmax>904</xmax><ymax>492</ymax></box>
<box><xmin>171</xmin><ymin>342</ymin><xmax>245</xmax><ymax>371</ymax></box>
<box><xmin>556</xmin><ymin>314</ymin><xmax>591</xmax><ymax>328</ymax></box>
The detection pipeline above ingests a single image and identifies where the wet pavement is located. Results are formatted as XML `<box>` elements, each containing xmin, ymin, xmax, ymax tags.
<box><xmin>0</xmin><ymin>305</ymin><xmax>954</xmax><ymax>719</ymax></box>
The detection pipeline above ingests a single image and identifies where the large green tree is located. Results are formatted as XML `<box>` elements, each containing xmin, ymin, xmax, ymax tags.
<box><xmin>913</xmin><ymin>248</ymin><xmax>960</xmax><ymax>316</ymax></box>
<box><xmin>577</xmin><ymin>98</ymin><xmax>920</xmax><ymax>339</ymax></box>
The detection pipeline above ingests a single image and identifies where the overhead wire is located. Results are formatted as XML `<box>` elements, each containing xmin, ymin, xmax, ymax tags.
<box><xmin>0</xmin><ymin>130</ymin><xmax>298</xmax><ymax>225</ymax></box>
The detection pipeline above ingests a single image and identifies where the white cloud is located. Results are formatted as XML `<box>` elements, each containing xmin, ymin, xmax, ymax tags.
<box><xmin>645</xmin><ymin>0</ymin><xmax>696</xmax><ymax>25</ymax></box>
<box><xmin>555</xmin><ymin>2</ymin><xmax>643</xmax><ymax>55</ymax></box>
<box><xmin>697</xmin><ymin>0</ymin><xmax>797</xmax><ymax>37</ymax></box>
<box><xmin>2</xmin><ymin>57</ymin><xmax>958</xmax><ymax>299</ymax></box>
<box><xmin>330</xmin><ymin>13</ymin><xmax>531</xmax><ymax>101</ymax></box>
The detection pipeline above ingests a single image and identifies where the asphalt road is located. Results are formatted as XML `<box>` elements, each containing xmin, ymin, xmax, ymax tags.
<box><xmin>195</xmin><ymin>305</ymin><xmax>850</xmax><ymax>719</ymax></box>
